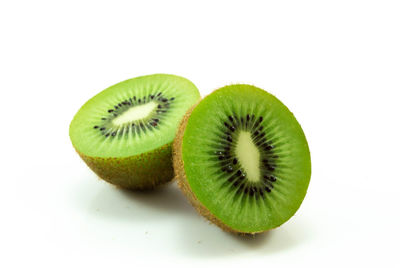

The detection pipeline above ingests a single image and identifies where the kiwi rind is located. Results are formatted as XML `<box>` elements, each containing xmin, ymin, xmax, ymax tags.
<box><xmin>79</xmin><ymin>143</ymin><xmax>173</xmax><ymax>190</ymax></box>
<box><xmin>173</xmin><ymin>85</ymin><xmax>311</xmax><ymax>234</ymax></box>
<box><xmin>173</xmin><ymin>103</ymin><xmax>242</xmax><ymax>234</ymax></box>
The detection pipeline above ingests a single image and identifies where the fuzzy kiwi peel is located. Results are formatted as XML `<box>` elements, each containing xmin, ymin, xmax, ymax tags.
<box><xmin>173</xmin><ymin>103</ymin><xmax>239</xmax><ymax>233</ymax></box>
<box><xmin>78</xmin><ymin>143</ymin><xmax>173</xmax><ymax>190</ymax></box>
<box><xmin>70</xmin><ymin>74</ymin><xmax>200</xmax><ymax>190</ymax></box>
<box><xmin>173</xmin><ymin>84</ymin><xmax>311</xmax><ymax>234</ymax></box>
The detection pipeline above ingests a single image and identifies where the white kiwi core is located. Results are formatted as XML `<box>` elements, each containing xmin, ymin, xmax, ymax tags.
<box><xmin>112</xmin><ymin>102</ymin><xmax>157</xmax><ymax>126</ymax></box>
<box><xmin>235</xmin><ymin>131</ymin><xmax>261</xmax><ymax>182</ymax></box>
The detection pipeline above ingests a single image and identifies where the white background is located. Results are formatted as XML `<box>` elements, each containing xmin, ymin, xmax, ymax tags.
<box><xmin>1</xmin><ymin>0</ymin><xmax>399</xmax><ymax>267</ymax></box>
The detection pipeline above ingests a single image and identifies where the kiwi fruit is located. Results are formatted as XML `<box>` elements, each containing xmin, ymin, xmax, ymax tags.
<box><xmin>70</xmin><ymin>74</ymin><xmax>200</xmax><ymax>190</ymax></box>
<box><xmin>173</xmin><ymin>84</ymin><xmax>311</xmax><ymax>234</ymax></box>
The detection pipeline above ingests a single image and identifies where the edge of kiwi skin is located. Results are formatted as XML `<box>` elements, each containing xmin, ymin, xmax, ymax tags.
<box><xmin>76</xmin><ymin>143</ymin><xmax>174</xmax><ymax>190</ymax></box>
<box><xmin>173</xmin><ymin>102</ymin><xmax>267</xmax><ymax>235</ymax></box>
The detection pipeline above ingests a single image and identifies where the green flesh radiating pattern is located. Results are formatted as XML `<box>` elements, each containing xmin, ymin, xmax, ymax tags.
<box><xmin>181</xmin><ymin>85</ymin><xmax>311</xmax><ymax>233</ymax></box>
<box><xmin>70</xmin><ymin>74</ymin><xmax>200</xmax><ymax>158</ymax></box>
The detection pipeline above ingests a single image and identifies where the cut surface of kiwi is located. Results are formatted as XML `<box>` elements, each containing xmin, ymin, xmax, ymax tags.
<box><xmin>70</xmin><ymin>74</ymin><xmax>200</xmax><ymax>189</ymax></box>
<box><xmin>173</xmin><ymin>84</ymin><xmax>311</xmax><ymax>234</ymax></box>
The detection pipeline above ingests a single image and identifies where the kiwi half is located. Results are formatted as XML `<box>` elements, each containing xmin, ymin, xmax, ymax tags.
<box><xmin>70</xmin><ymin>74</ymin><xmax>200</xmax><ymax>190</ymax></box>
<box><xmin>173</xmin><ymin>85</ymin><xmax>311</xmax><ymax>234</ymax></box>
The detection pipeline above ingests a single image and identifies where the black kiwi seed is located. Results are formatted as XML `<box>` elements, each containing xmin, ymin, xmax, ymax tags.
<box><xmin>111</xmin><ymin>132</ymin><xmax>117</xmax><ymax>136</ymax></box>
<box><xmin>259</xmin><ymin>189</ymin><xmax>264</xmax><ymax>197</ymax></box>
<box><xmin>100</xmin><ymin>127</ymin><xmax>105</xmax><ymax>131</ymax></box>
<box><xmin>256</xmin><ymin>140</ymin><xmax>265</xmax><ymax>147</ymax></box>
<box><xmin>227</xmin><ymin>136</ymin><xmax>233</xmax><ymax>142</ymax></box>
<box><xmin>157</xmin><ymin>92</ymin><xmax>162</xmax><ymax>96</ymax></box>
<box><xmin>161</xmin><ymin>98</ymin><xmax>168</xmax><ymax>102</ymax></box>
<box><xmin>101</xmin><ymin>118</ymin><xmax>106</xmax><ymax>120</ymax></box>
<box><xmin>249</xmin><ymin>188</ymin><xmax>255</xmax><ymax>196</ymax></box>
<box><xmin>233</xmin><ymin>158</ymin><xmax>238</xmax><ymax>165</ymax></box>
<box><xmin>170</xmin><ymin>97</ymin><xmax>175</xmax><ymax>101</ymax></box>
<box><xmin>228</xmin><ymin>115</ymin><xmax>234</xmax><ymax>122</ymax></box>
<box><xmin>263</xmin><ymin>175</ymin><xmax>273</xmax><ymax>182</ymax></box>
<box><xmin>158</xmin><ymin>105</ymin><xmax>162</xmax><ymax>109</ymax></box>
<box><xmin>108</xmin><ymin>109</ymin><xmax>114</xmax><ymax>113</ymax></box>
<box><xmin>246</xmin><ymin>114</ymin><xmax>250</xmax><ymax>121</ymax></box>
<box><xmin>94</xmin><ymin>126</ymin><xmax>99</xmax><ymax>129</ymax></box>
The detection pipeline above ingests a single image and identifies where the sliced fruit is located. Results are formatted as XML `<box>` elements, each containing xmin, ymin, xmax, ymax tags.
<box><xmin>173</xmin><ymin>84</ymin><xmax>311</xmax><ymax>234</ymax></box>
<box><xmin>70</xmin><ymin>74</ymin><xmax>200</xmax><ymax>189</ymax></box>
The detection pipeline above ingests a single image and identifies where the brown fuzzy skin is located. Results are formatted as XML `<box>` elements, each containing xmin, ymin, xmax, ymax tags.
<box><xmin>77</xmin><ymin>143</ymin><xmax>174</xmax><ymax>190</ymax></box>
<box><xmin>173</xmin><ymin>104</ymin><xmax>254</xmax><ymax>235</ymax></box>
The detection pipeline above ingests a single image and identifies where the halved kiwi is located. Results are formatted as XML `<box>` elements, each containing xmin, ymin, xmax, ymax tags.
<box><xmin>173</xmin><ymin>84</ymin><xmax>311</xmax><ymax>234</ymax></box>
<box><xmin>70</xmin><ymin>74</ymin><xmax>200</xmax><ymax>190</ymax></box>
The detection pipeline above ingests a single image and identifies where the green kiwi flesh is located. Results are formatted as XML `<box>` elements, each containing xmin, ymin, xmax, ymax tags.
<box><xmin>70</xmin><ymin>74</ymin><xmax>200</xmax><ymax>189</ymax></box>
<box><xmin>173</xmin><ymin>85</ymin><xmax>311</xmax><ymax>233</ymax></box>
